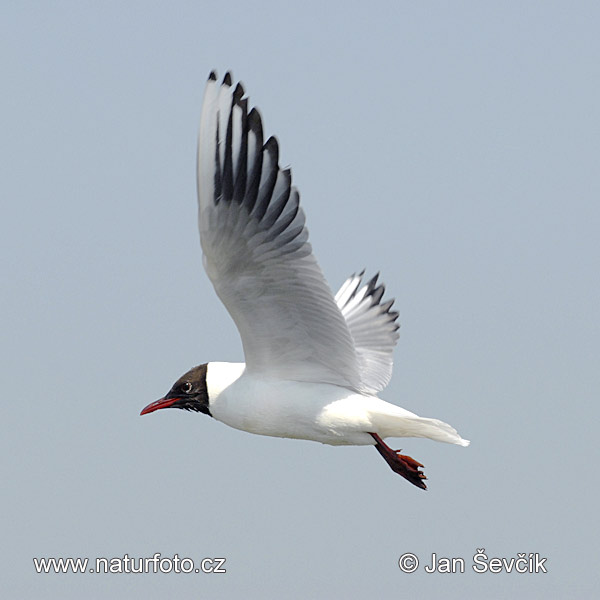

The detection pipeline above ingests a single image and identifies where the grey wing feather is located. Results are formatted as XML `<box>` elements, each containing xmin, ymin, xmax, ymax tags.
<box><xmin>335</xmin><ymin>272</ymin><xmax>400</xmax><ymax>392</ymax></box>
<box><xmin>197</xmin><ymin>72</ymin><xmax>365</xmax><ymax>390</ymax></box>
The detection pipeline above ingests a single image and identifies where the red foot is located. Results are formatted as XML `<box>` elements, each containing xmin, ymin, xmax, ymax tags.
<box><xmin>370</xmin><ymin>433</ymin><xmax>427</xmax><ymax>490</ymax></box>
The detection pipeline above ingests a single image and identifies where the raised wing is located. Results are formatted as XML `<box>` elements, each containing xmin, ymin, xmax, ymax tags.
<box><xmin>197</xmin><ymin>72</ymin><xmax>364</xmax><ymax>390</ymax></box>
<box><xmin>335</xmin><ymin>272</ymin><xmax>400</xmax><ymax>393</ymax></box>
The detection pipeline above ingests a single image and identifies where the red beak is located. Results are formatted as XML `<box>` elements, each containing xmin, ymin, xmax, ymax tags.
<box><xmin>140</xmin><ymin>397</ymin><xmax>180</xmax><ymax>416</ymax></box>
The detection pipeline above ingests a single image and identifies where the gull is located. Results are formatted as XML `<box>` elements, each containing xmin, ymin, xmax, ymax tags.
<box><xmin>140</xmin><ymin>71</ymin><xmax>469</xmax><ymax>489</ymax></box>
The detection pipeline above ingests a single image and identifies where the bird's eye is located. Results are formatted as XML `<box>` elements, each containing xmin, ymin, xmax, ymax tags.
<box><xmin>181</xmin><ymin>382</ymin><xmax>193</xmax><ymax>394</ymax></box>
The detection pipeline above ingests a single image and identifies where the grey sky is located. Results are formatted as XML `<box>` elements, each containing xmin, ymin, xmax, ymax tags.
<box><xmin>2</xmin><ymin>1</ymin><xmax>599</xmax><ymax>598</ymax></box>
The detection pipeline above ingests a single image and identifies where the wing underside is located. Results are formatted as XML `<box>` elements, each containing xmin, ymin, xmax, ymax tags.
<box><xmin>335</xmin><ymin>272</ymin><xmax>400</xmax><ymax>393</ymax></box>
<box><xmin>197</xmin><ymin>72</ymin><xmax>365</xmax><ymax>390</ymax></box>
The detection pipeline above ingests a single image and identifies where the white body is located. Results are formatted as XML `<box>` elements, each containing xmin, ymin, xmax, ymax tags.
<box><xmin>187</xmin><ymin>73</ymin><xmax>471</xmax><ymax>456</ymax></box>
<box><xmin>207</xmin><ymin>362</ymin><xmax>469</xmax><ymax>447</ymax></box>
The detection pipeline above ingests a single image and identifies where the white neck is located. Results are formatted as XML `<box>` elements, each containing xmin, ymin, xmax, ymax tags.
<box><xmin>206</xmin><ymin>362</ymin><xmax>246</xmax><ymax>403</ymax></box>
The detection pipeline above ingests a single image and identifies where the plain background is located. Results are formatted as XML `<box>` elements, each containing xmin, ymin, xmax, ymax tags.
<box><xmin>2</xmin><ymin>1</ymin><xmax>598</xmax><ymax>598</ymax></box>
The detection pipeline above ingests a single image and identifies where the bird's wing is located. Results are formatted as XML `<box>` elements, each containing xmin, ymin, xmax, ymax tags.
<box><xmin>335</xmin><ymin>272</ymin><xmax>400</xmax><ymax>393</ymax></box>
<box><xmin>197</xmin><ymin>72</ymin><xmax>364</xmax><ymax>390</ymax></box>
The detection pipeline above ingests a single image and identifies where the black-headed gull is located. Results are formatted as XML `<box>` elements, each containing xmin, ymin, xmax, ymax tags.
<box><xmin>141</xmin><ymin>72</ymin><xmax>469</xmax><ymax>489</ymax></box>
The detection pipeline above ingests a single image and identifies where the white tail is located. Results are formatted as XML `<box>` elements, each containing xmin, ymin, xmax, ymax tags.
<box><xmin>370</xmin><ymin>401</ymin><xmax>470</xmax><ymax>446</ymax></box>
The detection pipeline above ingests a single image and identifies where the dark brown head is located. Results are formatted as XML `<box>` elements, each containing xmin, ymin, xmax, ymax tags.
<box><xmin>140</xmin><ymin>363</ymin><xmax>211</xmax><ymax>417</ymax></box>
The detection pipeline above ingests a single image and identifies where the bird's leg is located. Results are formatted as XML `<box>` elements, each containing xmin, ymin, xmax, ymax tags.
<box><xmin>369</xmin><ymin>432</ymin><xmax>427</xmax><ymax>490</ymax></box>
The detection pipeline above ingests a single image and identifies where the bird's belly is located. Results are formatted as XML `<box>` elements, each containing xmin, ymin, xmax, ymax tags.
<box><xmin>209</xmin><ymin>376</ymin><xmax>376</xmax><ymax>446</ymax></box>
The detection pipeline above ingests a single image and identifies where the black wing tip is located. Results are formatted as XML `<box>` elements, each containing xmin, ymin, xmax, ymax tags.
<box><xmin>208</xmin><ymin>70</ymin><xmax>234</xmax><ymax>87</ymax></box>
<box><xmin>382</xmin><ymin>297</ymin><xmax>399</xmax><ymax>321</ymax></box>
<box><xmin>381</xmin><ymin>299</ymin><xmax>396</xmax><ymax>313</ymax></box>
<box><xmin>371</xmin><ymin>283</ymin><xmax>385</xmax><ymax>305</ymax></box>
<box><xmin>367</xmin><ymin>272</ymin><xmax>380</xmax><ymax>288</ymax></box>
<box><xmin>247</xmin><ymin>107</ymin><xmax>263</xmax><ymax>134</ymax></box>
<box><xmin>361</xmin><ymin>273</ymin><xmax>400</xmax><ymax>318</ymax></box>
<box><xmin>233</xmin><ymin>82</ymin><xmax>245</xmax><ymax>102</ymax></box>
<box><xmin>264</xmin><ymin>135</ymin><xmax>280</xmax><ymax>156</ymax></box>
<box><xmin>365</xmin><ymin>273</ymin><xmax>380</xmax><ymax>298</ymax></box>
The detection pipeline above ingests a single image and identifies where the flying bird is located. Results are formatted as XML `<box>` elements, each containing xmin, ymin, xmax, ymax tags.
<box><xmin>140</xmin><ymin>71</ymin><xmax>469</xmax><ymax>489</ymax></box>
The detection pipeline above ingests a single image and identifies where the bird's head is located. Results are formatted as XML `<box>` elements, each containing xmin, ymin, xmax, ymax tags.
<box><xmin>140</xmin><ymin>363</ymin><xmax>210</xmax><ymax>416</ymax></box>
